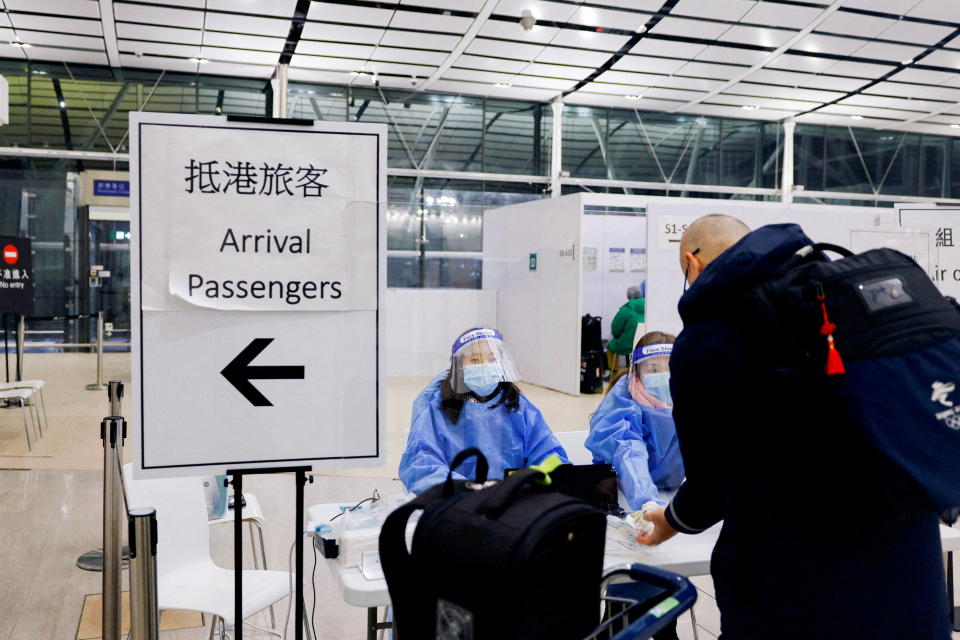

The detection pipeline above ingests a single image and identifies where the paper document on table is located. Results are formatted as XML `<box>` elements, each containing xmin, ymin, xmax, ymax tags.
<box><xmin>606</xmin><ymin>515</ymin><xmax>644</xmax><ymax>552</ymax></box>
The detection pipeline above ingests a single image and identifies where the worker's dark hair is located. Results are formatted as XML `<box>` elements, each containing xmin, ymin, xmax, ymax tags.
<box><xmin>439</xmin><ymin>373</ymin><xmax>521</xmax><ymax>426</ymax></box>
<box><xmin>632</xmin><ymin>331</ymin><xmax>676</xmax><ymax>378</ymax></box>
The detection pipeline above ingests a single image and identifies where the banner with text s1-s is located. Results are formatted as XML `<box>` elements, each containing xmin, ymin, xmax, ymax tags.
<box><xmin>130</xmin><ymin>112</ymin><xmax>386</xmax><ymax>478</ymax></box>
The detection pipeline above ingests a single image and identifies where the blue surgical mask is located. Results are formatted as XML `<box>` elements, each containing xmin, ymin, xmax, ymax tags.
<box><xmin>641</xmin><ymin>372</ymin><xmax>672</xmax><ymax>406</ymax></box>
<box><xmin>463</xmin><ymin>363</ymin><xmax>503</xmax><ymax>398</ymax></box>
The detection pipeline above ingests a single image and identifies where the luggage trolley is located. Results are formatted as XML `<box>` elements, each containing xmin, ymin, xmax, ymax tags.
<box><xmin>586</xmin><ymin>564</ymin><xmax>698</xmax><ymax>640</ymax></box>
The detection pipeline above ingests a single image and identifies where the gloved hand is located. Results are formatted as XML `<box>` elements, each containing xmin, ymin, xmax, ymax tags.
<box><xmin>627</xmin><ymin>501</ymin><xmax>662</xmax><ymax>538</ymax></box>
<box><xmin>635</xmin><ymin>505</ymin><xmax>679</xmax><ymax>546</ymax></box>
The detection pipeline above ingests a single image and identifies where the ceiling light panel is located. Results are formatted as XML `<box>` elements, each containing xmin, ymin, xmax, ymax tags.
<box><xmin>10</xmin><ymin>15</ymin><xmax>103</xmax><ymax>36</ymax></box>
<box><xmin>201</xmin><ymin>32</ymin><xmax>285</xmax><ymax>52</ymax></box>
<box><xmin>717</xmin><ymin>25</ymin><xmax>796</xmax><ymax>49</ymax></box>
<box><xmin>854</xmin><ymin>42</ymin><xmax>927</xmax><ymax>64</ymax></box>
<box><xmin>878</xmin><ymin>20</ymin><xmax>956</xmax><ymax>45</ymax></box>
<box><xmin>920</xmin><ymin>50</ymin><xmax>960</xmax><ymax>69</ymax></box>
<box><xmin>672</xmin><ymin>0</ymin><xmax>756</xmax><ymax>22</ymax></box>
<box><xmin>456</xmin><ymin>54</ymin><xmax>528</xmax><ymax>74</ymax></box>
<box><xmin>612</xmin><ymin>55</ymin><xmax>688</xmax><ymax>75</ymax></box>
<box><xmin>466</xmin><ymin>38</ymin><xmax>542</xmax><ymax>60</ymax></box>
<box><xmin>794</xmin><ymin>33</ymin><xmax>868</xmax><ymax>57</ymax></box>
<box><xmin>650</xmin><ymin>17</ymin><xmax>731</xmax><ymax>40</ymax></box>
<box><xmin>301</xmin><ymin>23</ymin><xmax>385</xmax><ymax>45</ymax></box>
<box><xmin>306</xmin><ymin>3</ymin><xmax>395</xmax><ymax>26</ymax></box>
<box><xmin>112</xmin><ymin>3</ymin><xmax>204</xmax><ymax>29</ymax></box>
<box><xmin>207</xmin><ymin>0</ymin><xmax>296</xmax><ymax>17</ymax></box>
<box><xmin>740</xmin><ymin>2</ymin><xmax>823</xmax><ymax>29</ymax></box>
<box><xmin>693</xmin><ymin>45</ymin><xmax>770</xmax><ymax>66</ymax></box>
<box><xmin>548</xmin><ymin>29</ymin><xmax>630</xmax><ymax>51</ymax></box>
<box><xmin>202</xmin><ymin>13</ymin><xmax>291</xmax><ymax>37</ymax></box>
<box><xmin>114</xmin><ymin>23</ymin><xmax>203</xmax><ymax>45</ymax></box>
<box><xmin>5</xmin><ymin>0</ymin><xmax>100</xmax><ymax>18</ymax></box>
<box><xmin>815</xmin><ymin>12</ymin><xmax>894</xmax><ymax>40</ymax></box>
<box><xmin>479</xmin><ymin>19</ymin><xmax>558</xmax><ymax>44</ymax></box>
<box><xmin>389</xmin><ymin>11</ymin><xmax>473</xmax><ymax>33</ymax></box>
<box><xmin>379</xmin><ymin>30</ymin><xmax>460</xmax><ymax>50</ymax></box>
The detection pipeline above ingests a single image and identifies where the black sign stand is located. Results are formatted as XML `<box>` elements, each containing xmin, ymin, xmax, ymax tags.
<box><xmin>226</xmin><ymin>465</ymin><xmax>313</xmax><ymax>640</ymax></box>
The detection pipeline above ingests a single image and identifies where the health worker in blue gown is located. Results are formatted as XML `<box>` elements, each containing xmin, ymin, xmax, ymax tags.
<box><xmin>586</xmin><ymin>332</ymin><xmax>685</xmax><ymax>511</ymax></box>
<box><xmin>399</xmin><ymin>328</ymin><xmax>570</xmax><ymax>494</ymax></box>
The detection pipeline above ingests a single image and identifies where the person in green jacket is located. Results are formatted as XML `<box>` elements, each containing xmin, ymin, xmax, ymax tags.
<box><xmin>607</xmin><ymin>285</ymin><xmax>645</xmax><ymax>356</ymax></box>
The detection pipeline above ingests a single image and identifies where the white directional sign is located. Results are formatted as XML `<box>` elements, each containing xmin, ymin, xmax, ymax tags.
<box><xmin>130</xmin><ymin>112</ymin><xmax>386</xmax><ymax>477</ymax></box>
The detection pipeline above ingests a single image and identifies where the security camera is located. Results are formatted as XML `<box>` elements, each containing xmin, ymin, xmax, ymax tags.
<box><xmin>520</xmin><ymin>9</ymin><xmax>536</xmax><ymax>31</ymax></box>
<box><xmin>410</xmin><ymin>75</ymin><xmax>418</xmax><ymax>86</ymax></box>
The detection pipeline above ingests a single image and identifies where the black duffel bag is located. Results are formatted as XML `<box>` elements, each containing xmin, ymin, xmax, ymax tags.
<box><xmin>380</xmin><ymin>448</ymin><xmax>607</xmax><ymax>640</ymax></box>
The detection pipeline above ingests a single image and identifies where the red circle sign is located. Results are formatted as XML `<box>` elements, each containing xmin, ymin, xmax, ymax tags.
<box><xmin>2</xmin><ymin>245</ymin><xmax>17</xmax><ymax>265</ymax></box>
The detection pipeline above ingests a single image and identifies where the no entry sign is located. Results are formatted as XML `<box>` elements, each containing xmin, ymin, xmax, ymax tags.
<box><xmin>130</xmin><ymin>113</ymin><xmax>386</xmax><ymax>477</ymax></box>
<box><xmin>0</xmin><ymin>236</ymin><xmax>32</xmax><ymax>315</ymax></box>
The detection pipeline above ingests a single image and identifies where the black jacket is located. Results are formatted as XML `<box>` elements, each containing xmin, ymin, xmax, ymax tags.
<box><xmin>665</xmin><ymin>223</ymin><xmax>949</xmax><ymax>640</ymax></box>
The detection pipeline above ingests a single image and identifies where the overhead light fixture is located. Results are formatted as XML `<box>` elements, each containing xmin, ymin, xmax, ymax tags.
<box><xmin>625</xmin><ymin>95</ymin><xmax>641</xmax><ymax>100</ymax></box>
<box><xmin>10</xmin><ymin>39</ymin><xmax>30</xmax><ymax>48</ymax></box>
<box><xmin>58</xmin><ymin>100</ymin><xmax>66</xmax><ymax>108</ymax></box>
<box><xmin>519</xmin><ymin>8</ymin><xmax>536</xmax><ymax>31</ymax></box>
<box><xmin>350</xmin><ymin>71</ymin><xmax>366</xmax><ymax>77</ymax></box>
<box><xmin>494</xmin><ymin>82</ymin><xmax>512</xmax><ymax>88</ymax></box>
<box><xmin>189</xmin><ymin>57</ymin><xmax>208</xmax><ymax>64</ymax></box>
<box><xmin>901</xmin><ymin>58</ymin><xmax>914</xmax><ymax>65</ymax></box>
<box><xmin>951</xmin><ymin>124</ymin><xmax>960</xmax><ymax>129</ymax></box>
<box><xmin>851</xmin><ymin>115</ymin><xmax>863</xmax><ymax>120</ymax></box>
<box><xmin>741</xmin><ymin>105</ymin><xmax>758</xmax><ymax>111</ymax></box>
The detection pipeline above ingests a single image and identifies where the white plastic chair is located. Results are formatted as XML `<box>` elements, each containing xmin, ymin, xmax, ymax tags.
<box><xmin>208</xmin><ymin>492</ymin><xmax>275</xmax><ymax>627</ymax></box>
<box><xmin>122</xmin><ymin>464</ymin><xmax>305</xmax><ymax>638</ymax></box>
<box><xmin>0</xmin><ymin>388</ymin><xmax>38</xmax><ymax>450</ymax></box>
<box><xmin>554</xmin><ymin>430</ymin><xmax>593</xmax><ymax>465</ymax></box>
<box><xmin>0</xmin><ymin>380</ymin><xmax>47</xmax><ymax>434</ymax></box>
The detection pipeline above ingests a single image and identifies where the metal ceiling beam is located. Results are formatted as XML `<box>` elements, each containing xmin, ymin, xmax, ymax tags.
<box><xmin>98</xmin><ymin>0</ymin><xmax>122</xmax><ymax>73</ymax></box>
<box><xmin>51</xmin><ymin>78</ymin><xmax>73</xmax><ymax>151</ymax></box>
<box><xmin>670</xmin><ymin>0</ymin><xmax>845</xmax><ymax>114</ymax></box>
<box><xmin>81</xmin><ymin>82</ymin><xmax>129</xmax><ymax>150</ymax></box>
<box><xmin>415</xmin><ymin>0</ymin><xmax>497</xmax><ymax>93</ymax></box>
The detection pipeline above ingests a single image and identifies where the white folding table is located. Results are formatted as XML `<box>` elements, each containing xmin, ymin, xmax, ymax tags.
<box><xmin>308</xmin><ymin>501</ymin><xmax>960</xmax><ymax>639</ymax></box>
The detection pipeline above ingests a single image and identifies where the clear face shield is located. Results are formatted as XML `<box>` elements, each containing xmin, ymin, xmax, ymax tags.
<box><xmin>630</xmin><ymin>343</ymin><xmax>673</xmax><ymax>406</ymax></box>
<box><xmin>449</xmin><ymin>328</ymin><xmax>521</xmax><ymax>397</ymax></box>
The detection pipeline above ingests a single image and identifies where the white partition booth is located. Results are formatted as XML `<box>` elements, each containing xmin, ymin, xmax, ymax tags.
<box><xmin>482</xmin><ymin>193</ymin><xmax>936</xmax><ymax>396</ymax></box>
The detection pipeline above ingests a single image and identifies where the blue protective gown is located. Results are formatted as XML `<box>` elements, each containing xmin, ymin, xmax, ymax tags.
<box><xmin>585</xmin><ymin>375</ymin><xmax>684</xmax><ymax>510</ymax></box>
<box><xmin>399</xmin><ymin>373</ymin><xmax>570</xmax><ymax>494</ymax></box>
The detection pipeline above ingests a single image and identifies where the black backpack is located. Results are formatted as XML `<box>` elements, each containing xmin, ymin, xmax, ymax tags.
<box><xmin>750</xmin><ymin>243</ymin><xmax>960</xmax><ymax>512</ymax></box>
<box><xmin>379</xmin><ymin>448</ymin><xmax>607</xmax><ymax>640</ymax></box>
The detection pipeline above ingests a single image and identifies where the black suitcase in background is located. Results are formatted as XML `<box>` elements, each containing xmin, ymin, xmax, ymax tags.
<box><xmin>580</xmin><ymin>349</ymin><xmax>604</xmax><ymax>394</ymax></box>
<box><xmin>380</xmin><ymin>449</ymin><xmax>607</xmax><ymax>640</ymax></box>
<box><xmin>581</xmin><ymin>314</ymin><xmax>603</xmax><ymax>352</ymax></box>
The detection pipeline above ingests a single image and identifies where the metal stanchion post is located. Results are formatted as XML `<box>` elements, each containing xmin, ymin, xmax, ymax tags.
<box><xmin>76</xmin><ymin>383</ymin><xmax>128</xmax><ymax>573</ymax></box>
<box><xmin>87</xmin><ymin>311</ymin><xmax>106</xmax><ymax>390</ymax></box>
<box><xmin>101</xmin><ymin>416</ymin><xmax>125</xmax><ymax>640</ymax></box>
<box><xmin>128</xmin><ymin>508</ymin><xmax>159</xmax><ymax>640</ymax></box>
<box><xmin>108</xmin><ymin>380</ymin><xmax>123</xmax><ymax>417</ymax></box>
<box><xmin>16</xmin><ymin>313</ymin><xmax>24</xmax><ymax>382</ymax></box>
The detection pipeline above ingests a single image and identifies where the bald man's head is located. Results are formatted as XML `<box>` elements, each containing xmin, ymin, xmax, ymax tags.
<box><xmin>679</xmin><ymin>214</ymin><xmax>751</xmax><ymax>285</ymax></box>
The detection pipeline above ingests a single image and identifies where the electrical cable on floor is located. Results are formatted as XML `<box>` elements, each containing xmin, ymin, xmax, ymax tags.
<box><xmin>312</xmin><ymin>541</ymin><xmax>319</xmax><ymax>639</ymax></box>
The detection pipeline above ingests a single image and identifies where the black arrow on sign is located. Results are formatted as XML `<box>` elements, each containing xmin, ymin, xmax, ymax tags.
<box><xmin>221</xmin><ymin>338</ymin><xmax>305</xmax><ymax>407</ymax></box>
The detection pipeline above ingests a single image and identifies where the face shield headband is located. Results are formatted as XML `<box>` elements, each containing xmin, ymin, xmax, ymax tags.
<box><xmin>632</xmin><ymin>343</ymin><xmax>673</xmax><ymax>364</ymax></box>
<box><xmin>451</xmin><ymin>328</ymin><xmax>504</xmax><ymax>356</ymax></box>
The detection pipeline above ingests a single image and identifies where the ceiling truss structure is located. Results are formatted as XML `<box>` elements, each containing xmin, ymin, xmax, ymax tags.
<box><xmin>0</xmin><ymin>0</ymin><xmax>957</xmax><ymax>138</ymax></box>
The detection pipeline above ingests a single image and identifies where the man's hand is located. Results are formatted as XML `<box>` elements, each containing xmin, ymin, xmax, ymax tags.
<box><xmin>636</xmin><ymin>506</ymin><xmax>679</xmax><ymax>546</ymax></box>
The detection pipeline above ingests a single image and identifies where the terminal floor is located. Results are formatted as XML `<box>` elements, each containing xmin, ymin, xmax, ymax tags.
<box><xmin>0</xmin><ymin>353</ymin><xmax>955</xmax><ymax>639</ymax></box>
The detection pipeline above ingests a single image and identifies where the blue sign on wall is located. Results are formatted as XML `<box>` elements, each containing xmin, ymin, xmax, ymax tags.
<box><xmin>93</xmin><ymin>180</ymin><xmax>130</xmax><ymax>197</ymax></box>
